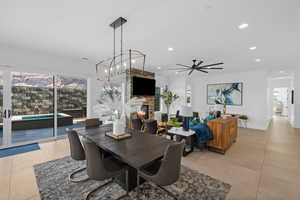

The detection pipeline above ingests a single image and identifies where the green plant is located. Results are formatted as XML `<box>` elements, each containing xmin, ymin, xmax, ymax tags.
<box><xmin>160</xmin><ymin>86</ymin><xmax>179</xmax><ymax>115</ymax></box>
<box><xmin>170</xmin><ymin>118</ymin><xmax>181</xmax><ymax>127</ymax></box>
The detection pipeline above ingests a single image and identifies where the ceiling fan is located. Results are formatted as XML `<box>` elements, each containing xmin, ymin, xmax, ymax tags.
<box><xmin>170</xmin><ymin>59</ymin><xmax>224</xmax><ymax>75</ymax></box>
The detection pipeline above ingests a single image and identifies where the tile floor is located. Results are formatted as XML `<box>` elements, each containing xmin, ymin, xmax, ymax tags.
<box><xmin>0</xmin><ymin>116</ymin><xmax>299</xmax><ymax>200</ymax></box>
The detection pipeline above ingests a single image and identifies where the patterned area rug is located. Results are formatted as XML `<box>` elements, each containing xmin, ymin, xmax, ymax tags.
<box><xmin>34</xmin><ymin>156</ymin><xmax>231</xmax><ymax>200</ymax></box>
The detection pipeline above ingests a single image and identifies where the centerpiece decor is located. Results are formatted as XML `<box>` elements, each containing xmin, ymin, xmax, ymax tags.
<box><xmin>94</xmin><ymin>86</ymin><xmax>124</xmax><ymax>135</ymax></box>
<box><xmin>94</xmin><ymin>86</ymin><xmax>145</xmax><ymax>135</ymax></box>
<box><xmin>160</xmin><ymin>86</ymin><xmax>179</xmax><ymax>115</ymax></box>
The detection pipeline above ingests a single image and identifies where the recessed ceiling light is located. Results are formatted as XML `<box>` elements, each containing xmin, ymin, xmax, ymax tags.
<box><xmin>175</xmin><ymin>71</ymin><xmax>178</xmax><ymax>74</ymax></box>
<box><xmin>131</xmin><ymin>59</ymin><xmax>136</xmax><ymax>64</ymax></box>
<box><xmin>249</xmin><ymin>46</ymin><xmax>257</xmax><ymax>50</ymax></box>
<box><xmin>280</xmin><ymin>70</ymin><xmax>285</xmax><ymax>73</ymax></box>
<box><xmin>238</xmin><ymin>23</ymin><xmax>249</xmax><ymax>30</ymax></box>
<box><xmin>255</xmin><ymin>58</ymin><xmax>261</xmax><ymax>62</ymax></box>
<box><xmin>116</xmin><ymin>65</ymin><xmax>120</xmax><ymax>69</ymax></box>
<box><xmin>157</xmin><ymin>67</ymin><xmax>161</xmax><ymax>70</ymax></box>
<box><xmin>168</xmin><ymin>47</ymin><xmax>174</xmax><ymax>51</ymax></box>
<box><xmin>123</xmin><ymin>63</ymin><xmax>127</xmax><ymax>67</ymax></box>
<box><xmin>104</xmin><ymin>69</ymin><xmax>108</xmax><ymax>73</ymax></box>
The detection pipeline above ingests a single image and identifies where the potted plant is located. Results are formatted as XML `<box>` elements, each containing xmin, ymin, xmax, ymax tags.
<box><xmin>160</xmin><ymin>86</ymin><xmax>179</xmax><ymax>115</ymax></box>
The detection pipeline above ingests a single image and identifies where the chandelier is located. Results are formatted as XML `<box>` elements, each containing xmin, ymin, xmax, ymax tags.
<box><xmin>96</xmin><ymin>17</ymin><xmax>146</xmax><ymax>82</ymax></box>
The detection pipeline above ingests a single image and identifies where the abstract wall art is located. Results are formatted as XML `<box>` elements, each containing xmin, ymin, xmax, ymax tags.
<box><xmin>207</xmin><ymin>83</ymin><xmax>243</xmax><ymax>105</ymax></box>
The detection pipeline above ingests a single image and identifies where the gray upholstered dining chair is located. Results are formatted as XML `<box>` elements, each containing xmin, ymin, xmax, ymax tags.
<box><xmin>81</xmin><ymin>137</ymin><xmax>129</xmax><ymax>200</ymax></box>
<box><xmin>136</xmin><ymin>141</ymin><xmax>184</xmax><ymax>200</ymax></box>
<box><xmin>67</xmin><ymin>129</ymin><xmax>89</xmax><ymax>183</ymax></box>
<box><xmin>144</xmin><ymin>120</ymin><xmax>158</xmax><ymax>135</ymax></box>
<box><xmin>85</xmin><ymin>118</ymin><xmax>102</xmax><ymax>128</ymax></box>
<box><xmin>131</xmin><ymin>118</ymin><xmax>142</xmax><ymax>132</ymax></box>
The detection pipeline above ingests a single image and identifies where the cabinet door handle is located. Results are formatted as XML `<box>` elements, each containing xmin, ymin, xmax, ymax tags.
<box><xmin>8</xmin><ymin>110</ymin><xmax>11</xmax><ymax>118</ymax></box>
<box><xmin>4</xmin><ymin>109</ymin><xmax>7</xmax><ymax>119</ymax></box>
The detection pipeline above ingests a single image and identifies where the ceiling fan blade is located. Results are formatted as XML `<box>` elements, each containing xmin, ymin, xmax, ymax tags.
<box><xmin>168</xmin><ymin>68</ymin><xmax>188</xmax><ymax>70</ymax></box>
<box><xmin>176</xmin><ymin>64</ymin><xmax>191</xmax><ymax>68</ymax></box>
<box><xmin>197</xmin><ymin>62</ymin><xmax>224</xmax><ymax>68</ymax></box>
<box><xmin>177</xmin><ymin>69</ymin><xmax>191</xmax><ymax>72</ymax></box>
<box><xmin>196</xmin><ymin>60</ymin><xmax>204</xmax><ymax>66</ymax></box>
<box><xmin>197</xmin><ymin>69</ymin><xmax>209</xmax><ymax>73</ymax></box>
<box><xmin>188</xmin><ymin>69</ymin><xmax>194</xmax><ymax>76</ymax></box>
<box><xmin>205</xmin><ymin>67</ymin><xmax>224</xmax><ymax>70</ymax></box>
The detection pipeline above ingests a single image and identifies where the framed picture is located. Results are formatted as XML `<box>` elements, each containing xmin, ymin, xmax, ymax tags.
<box><xmin>207</xmin><ymin>82</ymin><xmax>243</xmax><ymax>106</ymax></box>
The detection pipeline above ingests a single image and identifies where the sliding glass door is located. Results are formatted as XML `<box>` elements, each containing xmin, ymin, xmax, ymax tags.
<box><xmin>0</xmin><ymin>72</ymin><xmax>4</xmax><ymax>145</ymax></box>
<box><xmin>56</xmin><ymin>75</ymin><xmax>87</xmax><ymax>136</ymax></box>
<box><xmin>0</xmin><ymin>71</ymin><xmax>87</xmax><ymax>148</ymax></box>
<box><xmin>11</xmin><ymin>72</ymin><xmax>55</xmax><ymax>144</ymax></box>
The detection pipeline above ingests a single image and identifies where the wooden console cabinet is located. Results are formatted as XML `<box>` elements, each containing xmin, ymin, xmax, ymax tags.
<box><xmin>207</xmin><ymin>117</ymin><xmax>238</xmax><ymax>154</ymax></box>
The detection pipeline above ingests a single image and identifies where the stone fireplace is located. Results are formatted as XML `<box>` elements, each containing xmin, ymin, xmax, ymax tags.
<box><xmin>130</xmin><ymin>68</ymin><xmax>155</xmax><ymax>119</ymax></box>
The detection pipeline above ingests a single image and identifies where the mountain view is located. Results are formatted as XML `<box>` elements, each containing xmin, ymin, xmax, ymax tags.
<box><xmin>12</xmin><ymin>72</ymin><xmax>87</xmax><ymax>89</ymax></box>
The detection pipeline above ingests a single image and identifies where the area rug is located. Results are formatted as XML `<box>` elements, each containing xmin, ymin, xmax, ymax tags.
<box><xmin>34</xmin><ymin>156</ymin><xmax>231</xmax><ymax>200</ymax></box>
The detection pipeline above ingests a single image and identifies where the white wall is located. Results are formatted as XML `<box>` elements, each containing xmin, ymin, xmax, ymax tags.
<box><xmin>0</xmin><ymin>44</ymin><xmax>94</xmax><ymax>75</ymax></box>
<box><xmin>167</xmin><ymin>74</ymin><xmax>188</xmax><ymax>114</ymax></box>
<box><xmin>189</xmin><ymin>69</ymin><xmax>269</xmax><ymax>130</ymax></box>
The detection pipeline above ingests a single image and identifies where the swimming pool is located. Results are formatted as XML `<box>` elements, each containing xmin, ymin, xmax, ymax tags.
<box><xmin>11</xmin><ymin>113</ymin><xmax>73</xmax><ymax>131</ymax></box>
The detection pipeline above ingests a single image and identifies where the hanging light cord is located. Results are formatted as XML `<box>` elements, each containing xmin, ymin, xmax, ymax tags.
<box><xmin>121</xmin><ymin>19</ymin><xmax>123</xmax><ymax>72</ymax></box>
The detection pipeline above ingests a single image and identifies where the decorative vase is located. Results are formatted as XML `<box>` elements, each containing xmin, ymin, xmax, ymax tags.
<box><xmin>113</xmin><ymin>119</ymin><xmax>125</xmax><ymax>136</ymax></box>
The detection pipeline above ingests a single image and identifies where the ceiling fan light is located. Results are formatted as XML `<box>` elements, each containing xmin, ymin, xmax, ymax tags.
<box><xmin>255</xmin><ymin>58</ymin><xmax>261</xmax><ymax>62</ymax></box>
<box><xmin>168</xmin><ymin>47</ymin><xmax>174</xmax><ymax>51</ymax></box>
<box><xmin>238</xmin><ymin>23</ymin><xmax>249</xmax><ymax>29</ymax></box>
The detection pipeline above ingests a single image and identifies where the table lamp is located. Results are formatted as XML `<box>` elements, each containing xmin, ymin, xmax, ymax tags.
<box><xmin>180</xmin><ymin>106</ymin><xmax>193</xmax><ymax>131</ymax></box>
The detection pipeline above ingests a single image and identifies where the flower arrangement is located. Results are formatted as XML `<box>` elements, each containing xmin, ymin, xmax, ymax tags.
<box><xmin>94</xmin><ymin>86</ymin><xmax>122</xmax><ymax>121</ymax></box>
<box><xmin>94</xmin><ymin>86</ymin><xmax>145</xmax><ymax>121</ymax></box>
<box><xmin>94</xmin><ymin>85</ymin><xmax>145</xmax><ymax>135</ymax></box>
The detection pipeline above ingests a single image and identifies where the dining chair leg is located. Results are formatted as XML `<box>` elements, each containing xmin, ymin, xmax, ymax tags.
<box><xmin>69</xmin><ymin>167</ymin><xmax>89</xmax><ymax>183</ymax></box>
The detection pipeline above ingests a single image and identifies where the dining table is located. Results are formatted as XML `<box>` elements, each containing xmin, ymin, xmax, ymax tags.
<box><xmin>74</xmin><ymin>125</ymin><xmax>175</xmax><ymax>191</ymax></box>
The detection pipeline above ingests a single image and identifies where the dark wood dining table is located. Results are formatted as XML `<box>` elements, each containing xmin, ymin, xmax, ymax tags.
<box><xmin>74</xmin><ymin>125</ymin><xmax>175</xmax><ymax>191</ymax></box>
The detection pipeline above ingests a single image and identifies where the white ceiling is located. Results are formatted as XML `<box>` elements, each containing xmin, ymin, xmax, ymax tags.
<box><xmin>1</xmin><ymin>0</ymin><xmax>300</xmax><ymax>74</ymax></box>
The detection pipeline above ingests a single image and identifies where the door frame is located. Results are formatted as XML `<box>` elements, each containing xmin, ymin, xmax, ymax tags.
<box><xmin>2</xmin><ymin>70</ymin><xmax>12</xmax><ymax>147</ymax></box>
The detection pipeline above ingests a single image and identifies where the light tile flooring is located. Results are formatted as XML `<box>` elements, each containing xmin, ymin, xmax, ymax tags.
<box><xmin>0</xmin><ymin>116</ymin><xmax>299</xmax><ymax>200</ymax></box>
